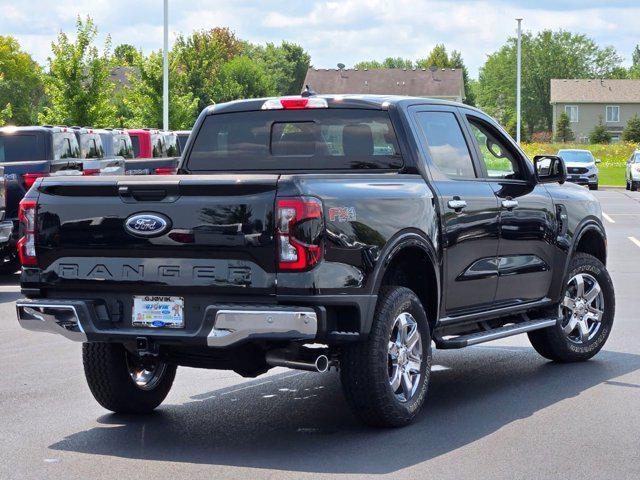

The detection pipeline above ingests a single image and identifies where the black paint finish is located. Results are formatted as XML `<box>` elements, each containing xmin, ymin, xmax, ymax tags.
<box><xmin>20</xmin><ymin>95</ymin><xmax>607</xmax><ymax>343</ymax></box>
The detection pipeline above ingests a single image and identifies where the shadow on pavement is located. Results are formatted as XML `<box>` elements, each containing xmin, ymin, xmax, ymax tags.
<box><xmin>49</xmin><ymin>347</ymin><xmax>640</xmax><ymax>474</ymax></box>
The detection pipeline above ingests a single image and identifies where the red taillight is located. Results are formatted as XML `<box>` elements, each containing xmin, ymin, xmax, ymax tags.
<box><xmin>22</xmin><ymin>173</ymin><xmax>48</xmax><ymax>189</ymax></box>
<box><xmin>17</xmin><ymin>199</ymin><xmax>37</xmax><ymax>266</ymax></box>
<box><xmin>155</xmin><ymin>167</ymin><xmax>177</xmax><ymax>175</ymax></box>
<box><xmin>82</xmin><ymin>168</ymin><xmax>100</xmax><ymax>176</ymax></box>
<box><xmin>276</xmin><ymin>197</ymin><xmax>323</xmax><ymax>271</ymax></box>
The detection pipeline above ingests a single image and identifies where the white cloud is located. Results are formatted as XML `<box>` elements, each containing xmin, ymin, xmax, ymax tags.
<box><xmin>0</xmin><ymin>0</ymin><xmax>638</xmax><ymax>76</ymax></box>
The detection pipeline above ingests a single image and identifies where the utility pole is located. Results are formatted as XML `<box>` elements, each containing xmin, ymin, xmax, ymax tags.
<box><xmin>163</xmin><ymin>0</ymin><xmax>169</xmax><ymax>131</ymax></box>
<box><xmin>516</xmin><ymin>18</ymin><xmax>522</xmax><ymax>144</ymax></box>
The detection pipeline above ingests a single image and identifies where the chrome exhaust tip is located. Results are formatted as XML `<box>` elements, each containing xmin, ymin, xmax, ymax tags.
<box><xmin>265</xmin><ymin>349</ymin><xmax>331</xmax><ymax>373</ymax></box>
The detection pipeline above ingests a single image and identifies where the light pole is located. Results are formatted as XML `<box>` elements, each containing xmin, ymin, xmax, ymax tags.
<box><xmin>163</xmin><ymin>0</ymin><xmax>169</xmax><ymax>131</ymax></box>
<box><xmin>516</xmin><ymin>18</ymin><xmax>522</xmax><ymax>144</ymax></box>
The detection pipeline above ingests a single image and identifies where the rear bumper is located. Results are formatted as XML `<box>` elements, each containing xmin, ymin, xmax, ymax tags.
<box><xmin>16</xmin><ymin>299</ymin><xmax>317</xmax><ymax>347</ymax></box>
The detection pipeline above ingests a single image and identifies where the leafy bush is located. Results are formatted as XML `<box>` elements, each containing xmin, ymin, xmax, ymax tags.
<box><xmin>555</xmin><ymin>113</ymin><xmax>575</xmax><ymax>142</ymax></box>
<box><xmin>531</xmin><ymin>131</ymin><xmax>552</xmax><ymax>143</ymax></box>
<box><xmin>589</xmin><ymin>117</ymin><xmax>612</xmax><ymax>144</ymax></box>
<box><xmin>623</xmin><ymin>114</ymin><xmax>640</xmax><ymax>143</ymax></box>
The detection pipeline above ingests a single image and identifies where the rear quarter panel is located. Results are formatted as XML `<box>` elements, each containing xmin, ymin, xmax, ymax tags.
<box><xmin>276</xmin><ymin>173</ymin><xmax>438</xmax><ymax>296</ymax></box>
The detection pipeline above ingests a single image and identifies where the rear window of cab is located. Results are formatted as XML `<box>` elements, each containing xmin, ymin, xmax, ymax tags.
<box><xmin>186</xmin><ymin>109</ymin><xmax>402</xmax><ymax>171</ymax></box>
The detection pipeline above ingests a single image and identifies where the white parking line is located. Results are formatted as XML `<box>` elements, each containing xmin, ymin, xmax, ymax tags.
<box><xmin>602</xmin><ymin>212</ymin><xmax>615</xmax><ymax>223</ymax></box>
<box><xmin>628</xmin><ymin>236</ymin><xmax>640</xmax><ymax>249</ymax></box>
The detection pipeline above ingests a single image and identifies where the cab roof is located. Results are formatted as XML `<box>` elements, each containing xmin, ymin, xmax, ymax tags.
<box><xmin>206</xmin><ymin>94</ymin><xmax>472</xmax><ymax>115</ymax></box>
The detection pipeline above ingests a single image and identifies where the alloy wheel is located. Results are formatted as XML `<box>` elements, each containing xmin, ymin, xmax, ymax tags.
<box><xmin>388</xmin><ymin>312</ymin><xmax>422</xmax><ymax>402</ymax></box>
<box><xmin>560</xmin><ymin>273</ymin><xmax>604</xmax><ymax>344</ymax></box>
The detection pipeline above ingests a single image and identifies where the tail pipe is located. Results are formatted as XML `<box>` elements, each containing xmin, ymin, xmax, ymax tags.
<box><xmin>265</xmin><ymin>348</ymin><xmax>331</xmax><ymax>373</ymax></box>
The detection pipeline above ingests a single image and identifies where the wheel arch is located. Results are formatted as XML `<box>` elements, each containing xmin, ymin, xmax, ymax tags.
<box><xmin>369</xmin><ymin>230</ymin><xmax>440</xmax><ymax>331</ymax></box>
<box><xmin>572</xmin><ymin>219</ymin><xmax>607</xmax><ymax>266</ymax></box>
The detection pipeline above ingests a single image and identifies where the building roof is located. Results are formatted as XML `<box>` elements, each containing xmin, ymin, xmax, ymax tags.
<box><xmin>550</xmin><ymin>79</ymin><xmax>640</xmax><ymax>104</ymax></box>
<box><xmin>303</xmin><ymin>68</ymin><xmax>465</xmax><ymax>99</ymax></box>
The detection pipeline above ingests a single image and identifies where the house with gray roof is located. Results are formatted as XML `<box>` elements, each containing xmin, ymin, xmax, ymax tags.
<box><xmin>551</xmin><ymin>79</ymin><xmax>640</xmax><ymax>143</ymax></box>
<box><xmin>303</xmin><ymin>67</ymin><xmax>465</xmax><ymax>103</ymax></box>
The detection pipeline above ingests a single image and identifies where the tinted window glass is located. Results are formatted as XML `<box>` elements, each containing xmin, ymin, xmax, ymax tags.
<box><xmin>99</xmin><ymin>133</ymin><xmax>114</xmax><ymax>157</ymax></box>
<box><xmin>164</xmin><ymin>134</ymin><xmax>178</xmax><ymax>156</ymax></box>
<box><xmin>152</xmin><ymin>134</ymin><xmax>166</xmax><ymax>158</ymax></box>
<box><xmin>0</xmin><ymin>134</ymin><xmax>46</xmax><ymax>162</ymax></box>
<box><xmin>131</xmin><ymin>135</ymin><xmax>140</xmax><ymax>157</ymax></box>
<box><xmin>81</xmin><ymin>134</ymin><xmax>103</xmax><ymax>159</ymax></box>
<box><xmin>177</xmin><ymin>133</ymin><xmax>189</xmax><ymax>153</ymax></box>
<box><xmin>468</xmin><ymin>118</ymin><xmax>522</xmax><ymax>179</ymax></box>
<box><xmin>415</xmin><ymin>111</ymin><xmax>475</xmax><ymax>179</ymax></box>
<box><xmin>187</xmin><ymin>109</ymin><xmax>401</xmax><ymax>171</ymax></box>
<box><xmin>115</xmin><ymin>135</ymin><xmax>133</xmax><ymax>158</ymax></box>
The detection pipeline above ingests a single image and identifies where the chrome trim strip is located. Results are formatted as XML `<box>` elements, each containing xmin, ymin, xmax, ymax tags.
<box><xmin>208</xmin><ymin>309</ymin><xmax>317</xmax><ymax>347</ymax></box>
<box><xmin>16</xmin><ymin>302</ymin><xmax>87</xmax><ymax>342</ymax></box>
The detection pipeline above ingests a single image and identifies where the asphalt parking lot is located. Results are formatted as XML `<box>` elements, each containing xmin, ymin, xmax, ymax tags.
<box><xmin>2</xmin><ymin>188</ymin><xmax>640</xmax><ymax>480</ymax></box>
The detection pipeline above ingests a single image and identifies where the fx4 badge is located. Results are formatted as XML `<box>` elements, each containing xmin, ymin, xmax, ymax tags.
<box><xmin>328</xmin><ymin>207</ymin><xmax>356</xmax><ymax>222</ymax></box>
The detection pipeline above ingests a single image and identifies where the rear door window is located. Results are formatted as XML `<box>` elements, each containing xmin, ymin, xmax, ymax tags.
<box><xmin>0</xmin><ymin>134</ymin><xmax>46</xmax><ymax>162</ymax></box>
<box><xmin>187</xmin><ymin>109</ymin><xmax>402</xmax><ymax>171</ymax></box>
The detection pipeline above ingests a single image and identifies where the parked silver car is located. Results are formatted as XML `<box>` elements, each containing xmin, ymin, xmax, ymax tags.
<box><xmin>557</xmin><ymin>149</ymin><xmax>600</xmax><ymax>190</ymax></box>
<box><xmin>626</xmin><ymin>150</ymin><xmax>640</xmax><ymax>191</ymax></box>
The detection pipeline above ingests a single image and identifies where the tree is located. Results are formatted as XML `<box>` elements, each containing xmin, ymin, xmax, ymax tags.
<box><xmin>506</xmin><ymin>113</ymin><xmax>529</xmax><ymax>142</ymax></box>
<box><xmin>630</xmin><ymin>44</ymin><xmax>640</xmax><ymax>79</ymax></box>
<box><xmin>39</xmin><ymin>16</ymin><xmax>116</xmax><ymax>127</ymax></box>
<box><xmin>416</xmin><ymin>45</ymin><xmax>475</xmax><ymax>105</ymax></box>
<box><xmin>173</xmin><ymin>27</ymin><xmax>243</xmax><ymax>112</ymax></box>
<box><xmin>0</xmin><ymin>36</ymin><xmax>45</xmax><ymax>125</ymax></box>
<box><xmin>416</xmin><ymin>44</ymin><xmax>450</xmax><ymax>69</ymax></box>
<box><xmin>623</xmin><ymin>114</ymin><xmax>640</xmax><ymax>143</ymax></box>
<box><xmin>113</xmin><ymin>43</ymin><xmax>141</xmax><ymax>66</ymax></box>
<box><xmin>0</xmin><ymin>103</ymin><xmax>12</xmax><ymax>126</ymax></box>
<box><xmin>555</xmin><ymin>112</ymin><xmax>575</xmax><ymax>142</ymax></box>
<box><xmin>123</xmin><ymin>51</ymin><xmax>198</xmax><ymax>129</ymax></box>
<box><xmin>477</xmin><ymin>30</ymin><xmax>623</xmax><ymax>134</ymax></box>
<box><xmin>246</xmin><ymin>41</ymin><xmax>310</xmax><ymax>95</ymax></box>
<box><xmin>354</xmin><ymin>57</ymin><xmax>413</xmax><ymax>70</ymax></box>
<box><xmin>589</xmin><ymin>117</ymin><xmax>611</xmax><ymax>144</ymax></box>
<box><xmin>212</xmin><ymin>56</ymin><xmax>276</xmax><ymax>103</ymax></box>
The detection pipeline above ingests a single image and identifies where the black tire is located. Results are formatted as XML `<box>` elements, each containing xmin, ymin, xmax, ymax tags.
<box><xmin>626</xmin><ymin>180</ymin><xmax>631</xmax><ymax>191</ymax></box>
<box><xmin>589</xmin><ymin>183</ymin><xmax>598</xmax><ymax>191</ymax></box>
<box><xmin>340</xmin><ymin>286</ymin><xmax>432</xmax><ymax>427</ymax></box>
<box><xmin>632</xmin><ymin>181</ymin><xmax>638</xmax><ymax>192</ymax></box>
<box><xmin>82</xmin><ymin>342</ymin><xmax>176</xmax><ymax>413</ymax></box>
<box><xmin>528</xmin><ymin>253</ymin><xmax>614</xmax><ymax>362</ymax></box>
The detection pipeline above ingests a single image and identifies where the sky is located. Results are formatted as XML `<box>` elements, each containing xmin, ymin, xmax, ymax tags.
<box><xmin>1</xmin><ymin>0</ymin><xmax>639</xmax><ymax>78</ymax></box>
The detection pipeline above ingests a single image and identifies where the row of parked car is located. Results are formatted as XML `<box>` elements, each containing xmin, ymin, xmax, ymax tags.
<box><xmin>0</xmin><ymin>124</ymin><xmax>192</xmax><ymax>274</ymax></box>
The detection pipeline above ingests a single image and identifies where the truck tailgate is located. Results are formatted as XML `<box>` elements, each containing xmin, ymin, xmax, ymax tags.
<box><xmin>33</xmin><ymin>175</ymin><xmax>278</xmax><ymax>296</ymax></box>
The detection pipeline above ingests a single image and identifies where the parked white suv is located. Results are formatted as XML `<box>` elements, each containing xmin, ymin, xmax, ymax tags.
<box><xmin>626</xmin><ymin>150</ymin><xmax>640</xmax><ymax>191</ymax></box>
<box><xmin>557</xmin><ymin>149</ymin><xmax>600</xmax><ymax>190</ymax></box>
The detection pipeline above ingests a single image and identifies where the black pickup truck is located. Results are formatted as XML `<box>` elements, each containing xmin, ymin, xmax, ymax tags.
<box><xmin>15</xmin><ymin>95</ymin><xmax>615</xmax><ymax>427</ymax></box>
<box><xmin>0</xmin><ymin>126</ymin><xmax>124</xmax><ymax>274</ymax></box>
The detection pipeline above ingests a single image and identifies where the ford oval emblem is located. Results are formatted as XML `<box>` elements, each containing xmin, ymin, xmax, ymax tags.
<box><xmin>125</xmin><ymin>213</ymin><xmax>171</xmax><ymax>237</ymax></box>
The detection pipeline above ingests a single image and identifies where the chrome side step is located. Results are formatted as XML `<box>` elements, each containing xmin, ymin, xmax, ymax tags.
<box><xmin>435</xmin><ymin>318</ymin><xmax>557</xmax><ymax>349</ymax></box>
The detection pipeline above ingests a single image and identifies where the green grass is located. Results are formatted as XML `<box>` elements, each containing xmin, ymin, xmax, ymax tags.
<box><xmin>521</xmin><ymin>142</ymin><xmax>638</xmax><ymax>187</ymax></box>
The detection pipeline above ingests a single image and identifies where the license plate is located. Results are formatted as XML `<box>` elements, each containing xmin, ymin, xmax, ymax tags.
<box><xmin>132</xmin><ymin>296</ymin><xmax>184</xmax><ymax>328</ymax></box>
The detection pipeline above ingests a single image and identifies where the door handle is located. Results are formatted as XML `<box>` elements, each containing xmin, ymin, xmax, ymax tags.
<box><xmin>447</xmin><ymin>199</ymin><xmax>467</xmax><ymax>211</ymax></box>
<box><xmin>501</xmin><ymin>199</ymin><xmax>518</xmax><ymax>210</ymax></box>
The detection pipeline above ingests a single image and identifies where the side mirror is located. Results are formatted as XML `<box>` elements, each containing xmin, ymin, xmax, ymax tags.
<box><xmin>595</xmin><ymin>158</ymin><xmax>601</xmax><ymax>164</ymax></box>
<box><xmin>534</xmin><ymin>155</ymin><xmax>566</xmax><ymax>185</ymax></box>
